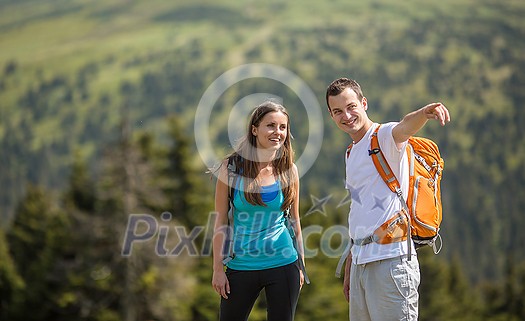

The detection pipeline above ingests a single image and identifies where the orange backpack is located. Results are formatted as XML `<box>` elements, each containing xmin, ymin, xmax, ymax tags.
<box><xmin>335</xmin><ymin>125</ymin><xmax>444</xmax><ymax>277</ymax></box>
<box><xmin>369</xmin><ymin>125</ymin><xmax>444</xmax><ymax>253</ymax></box>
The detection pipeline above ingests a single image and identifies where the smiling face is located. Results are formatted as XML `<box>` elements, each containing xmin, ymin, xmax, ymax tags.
<box><xmin>328</xmin><ymin>87</ymin><xmax>372</xmax><ymax>142</ymax></box>
<box><xmin>251</xmin><ymin>111</ymin><xmax>289</xmax><ymax>151</ymax></box>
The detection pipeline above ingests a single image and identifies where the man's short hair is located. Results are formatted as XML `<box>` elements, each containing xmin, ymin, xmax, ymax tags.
<box><xmin>325</xmin><ymin>78</ymin><xmax>364</xmax><ymax>111</ymax></box>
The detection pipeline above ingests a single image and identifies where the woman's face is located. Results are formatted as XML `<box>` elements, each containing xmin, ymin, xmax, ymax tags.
<box><xmin>251</xmin><ymin>111</ymin><xmax>288</xmax><ymax>151</ymax></box>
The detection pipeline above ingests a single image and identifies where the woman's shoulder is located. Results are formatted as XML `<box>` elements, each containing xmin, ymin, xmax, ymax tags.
<box><xmin>215</xmin><ymin>159</ymin><xmax>229</xmax><ymax>181</ymax></box>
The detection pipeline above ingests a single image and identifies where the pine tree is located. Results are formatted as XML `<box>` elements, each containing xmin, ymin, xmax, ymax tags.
<box><xmin>480</xmin><ymin>259</ymin><xmax>525</xmax><ymax>321</ymax></box>
<box><xmin>418</xmin><ymin>250</ymin><xmax>483</xmax><ymax>321</ymax></box>
<box><xmin>0</xmin><ymin>228</ymin><xmax>25</xmax><ymax>320</ymax></box>
<box><xmin>6</xmin><ymin>185</ymin><xmax>70</xmax><ymax>321</ymax></box>
<box><xmin>162</xmin><ymin>116</ymin><xmax>216</xmax><ymax>320</ymax></box>
<box><xmin>59</xmin><ymin>152</ymin><xmax>119</xmax><ymax>319</ymax></box>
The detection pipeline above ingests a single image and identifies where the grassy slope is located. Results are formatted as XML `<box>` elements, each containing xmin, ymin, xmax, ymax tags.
<box><xmin>0</xmin><ymin>0</ymin><xmax>479</xmax><ymax>157</ymax></box>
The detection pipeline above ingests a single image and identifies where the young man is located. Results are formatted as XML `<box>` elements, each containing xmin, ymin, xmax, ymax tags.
<box><xmin>326</xmin><ymin>78</ymin><xmax>450</xmax><ymax>321</ymax></box>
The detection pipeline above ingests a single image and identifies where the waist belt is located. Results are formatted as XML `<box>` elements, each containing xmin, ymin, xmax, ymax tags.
<box><xmin>335</xmin><ymin>210</ymin><xmax>410</xmax><ymax>278</ymax></box>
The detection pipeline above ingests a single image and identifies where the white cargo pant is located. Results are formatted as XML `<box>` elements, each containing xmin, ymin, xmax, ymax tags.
<box><xmin>349</xmin><ymin>255</ymin><xmax>420</xmax><ymax>321</ymax></box>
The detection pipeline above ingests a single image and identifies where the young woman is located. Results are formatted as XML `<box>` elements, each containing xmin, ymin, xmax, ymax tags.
<box><xmin>212</xmin><ymin>101</ymin><xmax>305</xmax><ymax>321</ymax></box>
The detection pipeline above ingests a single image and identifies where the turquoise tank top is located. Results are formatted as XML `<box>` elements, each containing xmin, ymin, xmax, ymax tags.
<box><xmin>226</xmin><ymin>179</ymin><xmax>298</xmax><ymax>270</ymax></box>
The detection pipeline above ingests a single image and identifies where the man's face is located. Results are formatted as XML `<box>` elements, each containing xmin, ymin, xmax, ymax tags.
<box><xmin>328</xmin><ymin>88</ymin><xmax>369</xmax><ymax>136</ymax></box>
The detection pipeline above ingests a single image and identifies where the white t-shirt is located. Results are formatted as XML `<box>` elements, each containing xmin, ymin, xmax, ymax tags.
<box><xmin>345</xmin><ymin>122</ymin><xmax>415</xmax><ymax>264</ymax></box>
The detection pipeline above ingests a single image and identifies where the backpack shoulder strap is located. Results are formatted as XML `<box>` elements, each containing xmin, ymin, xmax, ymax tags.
<box><xmin>226</xmin><ymin>155</ymin><xmax>240</xmax><ymax>203</ymax></box>
<box><xmin>369</xmin><ymin>125</ymin><xmax>413</xmax><ymax>257</ymax></box>
<box><xmin>283</xmin><ymin>207</ymin><xmax>310</xmax><ymax>284</ymax></box>
<box><xmin>369</xmin><ymin>125</ymin><xmax>402</xmax><ymax>195</ymax></box>
<box><xmin>222</xmin><ymin>155</ymin><xmax>241</xmax><ymax>265</ymax></box>
<box><xmin>346</xmin><ymin>143</ymin><xmax>353</xmax><ymax>158</ymax></box>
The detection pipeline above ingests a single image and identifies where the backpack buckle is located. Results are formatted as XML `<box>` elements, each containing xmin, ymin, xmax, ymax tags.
<box><xmin>368</xmin><ymin>148</ymin><xmax>380</xmax><ymax>156</ymax></box>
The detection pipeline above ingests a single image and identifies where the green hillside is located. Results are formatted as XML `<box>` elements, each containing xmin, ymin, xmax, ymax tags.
<box><xmin>1</xmin><ymin>0</ymin><xmax>525</xmax><ymax>319</ymax></box>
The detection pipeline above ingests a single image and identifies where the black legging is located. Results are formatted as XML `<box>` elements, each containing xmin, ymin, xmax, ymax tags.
<box><xmin>219</xmin><ymin>261</ymin><xmax>301</xmax><ymax>321</ymax></box>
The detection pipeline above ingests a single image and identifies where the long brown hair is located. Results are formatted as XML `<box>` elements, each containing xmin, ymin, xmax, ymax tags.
<box><xmin>227</xmin><ymin>101</ymin><xmax>296</xmax><ymax>211</ymax></box>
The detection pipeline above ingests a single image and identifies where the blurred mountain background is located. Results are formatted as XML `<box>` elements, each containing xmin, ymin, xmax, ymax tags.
<box><xmin>1</xmin><ymin>0</ymin><xmax>524</xmax><ymax>320</ymax></box>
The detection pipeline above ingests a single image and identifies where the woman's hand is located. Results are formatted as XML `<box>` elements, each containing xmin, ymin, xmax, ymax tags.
<box><xmin>299</xmin><ymin>269</ymin><xmax>305</xmax><ymax>289</ymax></box>
<box><xmin>343</xmin><ymin>254</ymin><xmax>351</xmax><ymax>302</ymax></box>
<box><xmin>212</xmin><ymin>269</ymin><xmax>230</xmax><ymax>299</ymax></box>
<box><xmin>343</xmin><ymin>272</ymin><xmax>350</xmax><ymax>302</ymax></box>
